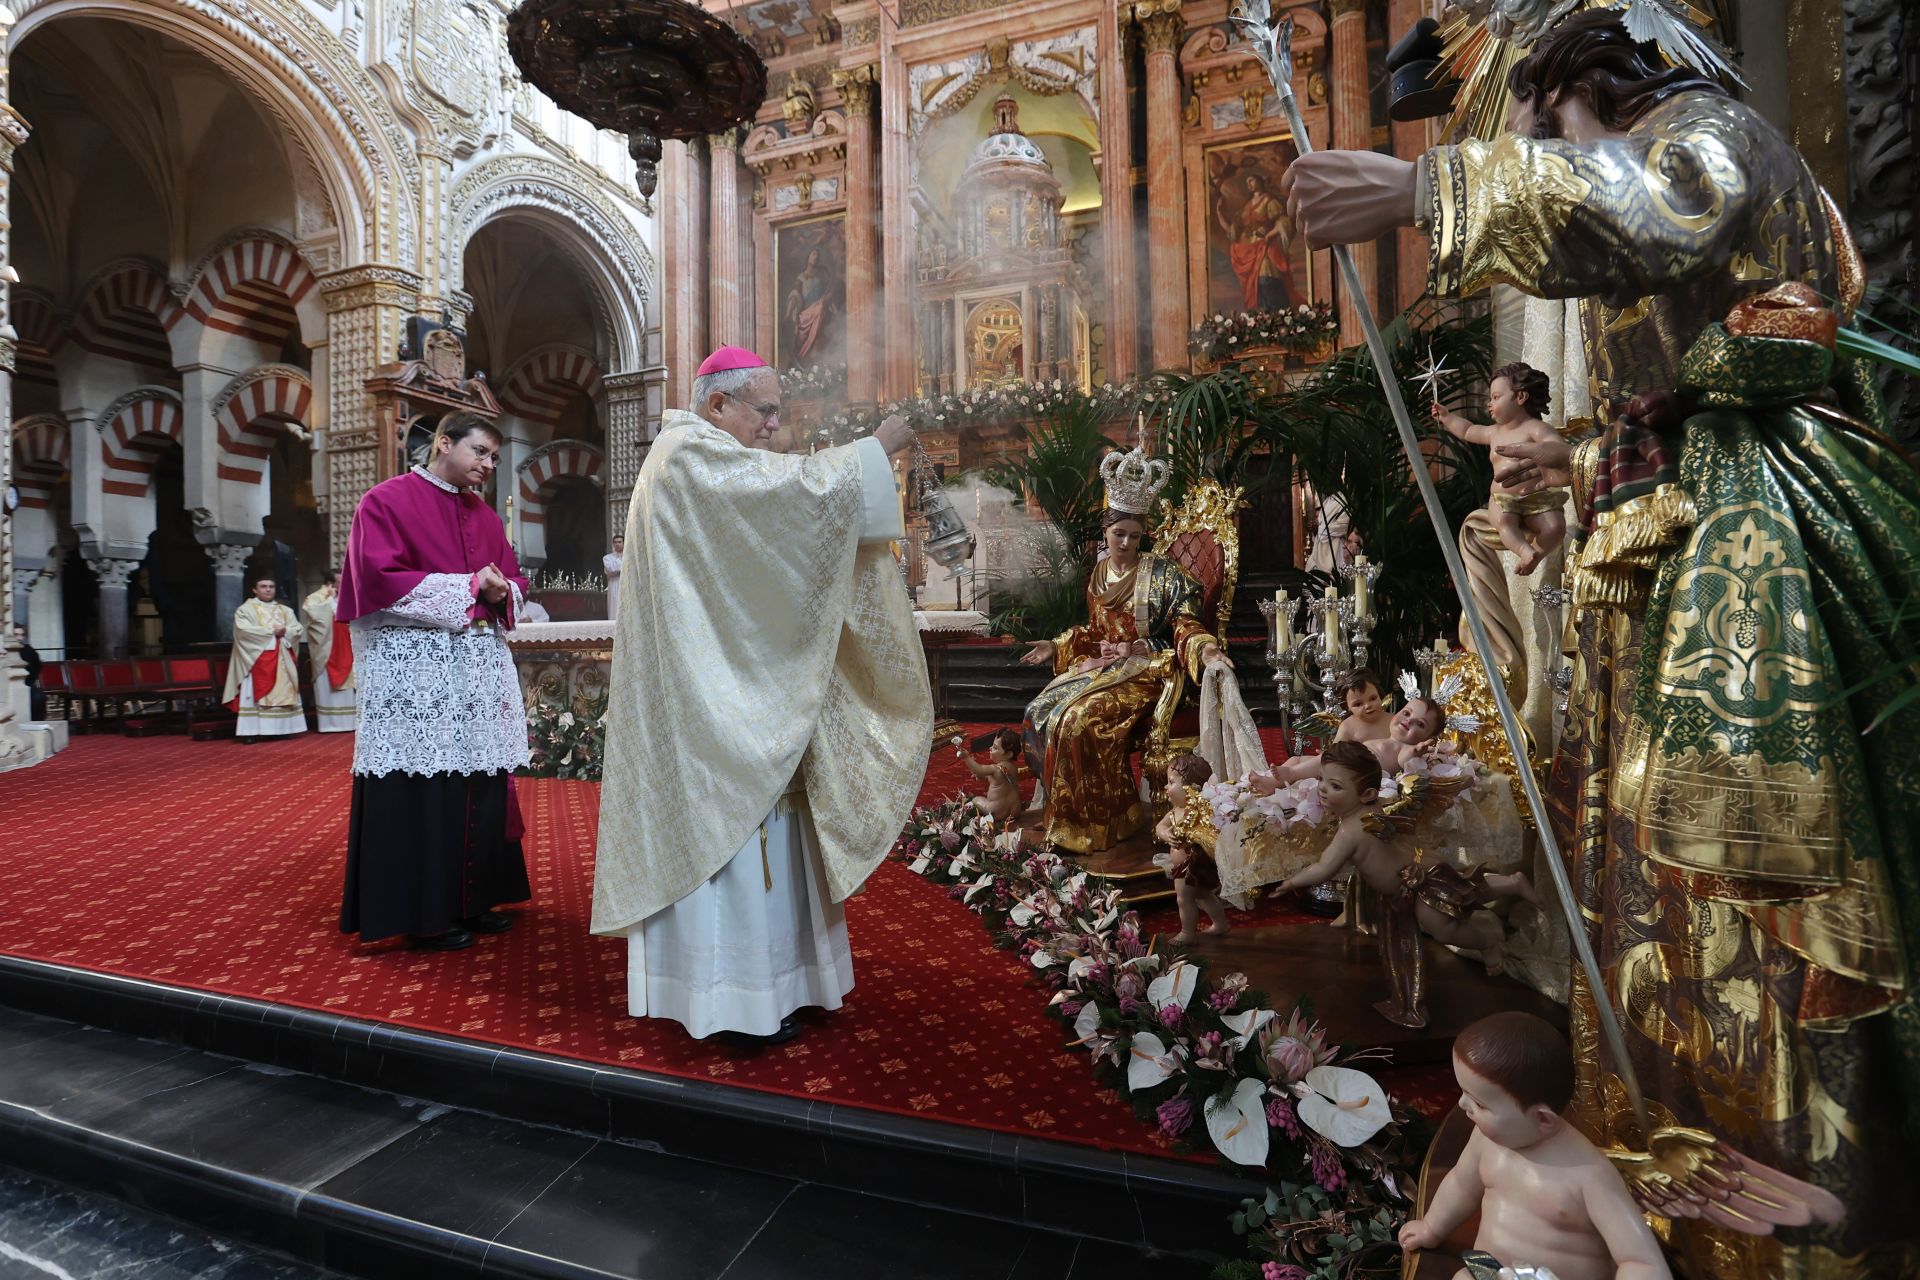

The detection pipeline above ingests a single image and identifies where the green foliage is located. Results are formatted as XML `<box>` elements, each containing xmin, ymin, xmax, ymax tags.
<box><xmin>984</xmin><ymin>395</ymin><xmax>1118</xmax><ymax>555</ymax></box>
<box><xmin>522</xmin><ymin>697</ymin><xmax>606</xmax><ymax>781</ymax></box>
<box><xmin>983</xmin><ymin>527</ymin><xmax>1089</xmax><ymax>644</ymax></box>
<box><xmin>1231</xmin><ymin>1182</ymin><xmax>1405</xmax><ymax>1279</ymax></box>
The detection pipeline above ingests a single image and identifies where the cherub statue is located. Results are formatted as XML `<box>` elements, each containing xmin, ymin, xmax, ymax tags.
<box><xmin>1154</xmin><ymin>753</ymin><xmax>1233</xmax><ymax>946</ymax></box>
<box><xmin>1253</xmin><ymin>671</ymin><xmax>1474</xmax><ymax>790</ymax></box>
<box><xmin>1401</xmin><ymin>1011</ymin><xmax>1846</xmax><ymax>1280</ymax></box>
<box><xmin>1273</xmin><ymin>741</ymin><xmax>1536</xmax><ymax>1025</ymax></box>
<box><xmin>951</xmin><ymin>727</ymin><xmax>1023</xmax><ymax>824</ymax></box>
<box><xmin>1431</xmin><ymin>361</ymin><xmax>1566</xmax><ymax>574</ymax></box>
<box><xmin>1400</xmin><ymin>1011</ymin><xmax>1672</xmax><ymax>1280</ymax></box>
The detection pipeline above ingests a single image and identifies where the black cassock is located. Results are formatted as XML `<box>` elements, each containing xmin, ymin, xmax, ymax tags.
<box><xmin>339</xmin><ymin>771</ymin><xmax>531</xmax><ymax>942</ymax></box>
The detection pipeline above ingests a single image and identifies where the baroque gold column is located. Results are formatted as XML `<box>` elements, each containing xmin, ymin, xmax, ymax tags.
<box><xmin>318</xmin><ymin>267</ymin><xmax>420</xmax><ymax>562</ymax></box>
<box><xmin>1098</xmin><ymin>6</ymin><xmax>1138</xmax><ymax>381</ymax></box>
<box><xmin>835</xmin><ymin>65</ymin><xmax>881</xmax><ymax>403</ymax></box>
<box><xmin>1135</xmin><ymin>0</ymin><xmax>1188</xmax><ymax>373</ymax></box>
<box><xmin>1329</xmin><ymin>0</ymin><xmax>1376</xmax><ymax>344</ymax></box>
<box><xmin>708</xmin><ymin>126</ymin><xmax>749</xmax><ymax>350</ymax></box>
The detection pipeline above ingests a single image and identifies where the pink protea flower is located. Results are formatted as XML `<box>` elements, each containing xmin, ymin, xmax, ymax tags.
<box><xmin>1155</xmin><ymin>1097</ymin><xmax>1194</xmax><ymax>1138</ymax></box>
<box><xmin>1265</xmin><ymin>1036</ymin><xmax>1315</xmax><ymax>1085</ymax></box>
<box><xmin>938</xmin><ymin>824</ymin><xmax>961</xmax><ymax>852</ymax></box>
<box><xmin>1263</xmin><ymin>1264</ymin><xmax>1310</xmax><ymax>1280</ymax></box>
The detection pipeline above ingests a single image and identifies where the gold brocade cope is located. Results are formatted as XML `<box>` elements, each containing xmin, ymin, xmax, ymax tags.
<box><xmin>221</xmin><ymin>599</ymin><xmax>300</xmax><ymax>708</ymax></box>
<box><xmin>590</xmin><ymin>413</ymin><xmax>933</xmax><ymax>935</ymax></box>
<box><xmin>1022</xmin><ymin>554</ymin><xmax>1217</xmax><ymax>853</ymax></box>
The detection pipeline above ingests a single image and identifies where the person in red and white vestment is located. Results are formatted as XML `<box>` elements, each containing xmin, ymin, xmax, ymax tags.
<box><xmin>223</xmin><ymin>577</ymin><xmax>305</xmax><ymax>743</ymax></box>
<box><xmin>302</xmin><ymin>570</ymin><xmax>357</xmax><ymax>733</ymax></box>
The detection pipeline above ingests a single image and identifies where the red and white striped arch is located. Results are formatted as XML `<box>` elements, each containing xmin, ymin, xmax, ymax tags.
<box><xmin>214</xmin><ymin>367</ymin><xmax>313</xmax><ymax>485</ymax></box>
<box><xmin>10</xmin><ymin>288</ymin><xmax>65</xmax><ymax>411</ymax></box>
<box><xmin>10</xmin><ymin>415</ymin><xmax>70</xmax><ymax>509</ymax></box>
<box><xmin>71</xmin><ymin>262</ymin><xmax>185</xmax><ymax>369</ymax></box>
<box><xmin>515</xmin><ymin>440</ymin><xmax>604</xmax><ymax>528</ymax></box>
<box><xmin>498</xmin><ymin>347</ymin><xmax>604</xmax><ymax>427</ymax></box>
<box><xmin>98</xmin><ymin>391</ymin><xmax>185</xmax><ymax>500</ymax></box>
<box><xmin>183</xmin><ymin>237</ymin><xmax>320</xmax><ymax>352</ymax></box>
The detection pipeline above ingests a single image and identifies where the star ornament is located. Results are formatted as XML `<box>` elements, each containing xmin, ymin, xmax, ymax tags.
<box><xmin>1415</xmin><ymin>346</ymin><xmax>1452</xmax><ymax>405</ymax></box>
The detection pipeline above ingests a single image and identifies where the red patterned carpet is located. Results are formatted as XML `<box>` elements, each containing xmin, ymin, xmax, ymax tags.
<box><xmin>0</xmin><ymin>731</ymin><xmax>1453</xmax><ymax>1157</ymax></box>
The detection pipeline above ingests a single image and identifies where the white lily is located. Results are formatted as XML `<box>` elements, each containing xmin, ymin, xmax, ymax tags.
<box><xmin>1294</xmin><ymin>1065</ymin><xmax>1393</xmax><ymax>1147</ymax></box>
<box><xmin>1220</xmin><ymin>1007</ymin><xmax>1276</xmax><ymax>1050</ymax></box>
<box><xmin>1204</xmin><ymin>1077</ymin><xmax>1271</xmax><ymax>1167</ymax></box>
<box><xmin>1147</xmin><ymin>960</ymin><xmax>1199</xmax><ymax>1012</ymax></box>
<box><xmin>1125</xmin><ymin>1032</ymin><xmax>1188</xmax><ymax>1091</ymax></box>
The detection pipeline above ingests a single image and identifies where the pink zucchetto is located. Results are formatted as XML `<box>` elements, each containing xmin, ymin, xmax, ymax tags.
<box><xmin>695</xmin><ymin>345</ymin><xmax>767</xmax><ymax>377</ymax></box>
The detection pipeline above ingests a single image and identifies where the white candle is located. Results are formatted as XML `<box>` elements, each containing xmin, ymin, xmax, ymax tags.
<box><xmin>1352</xmin><ymin>555</ymin><xmax>1370</xmax><ymax>621</ymax></box>
<box><xmin>1274</xmin><ymin>598</ymin><xmax>1292</xmax><ymax>650</ymax></box>
<box><xmin>1323</xmin><ymin>586</ymin><xmax>1342</xmax><ymax>659</ymax></box>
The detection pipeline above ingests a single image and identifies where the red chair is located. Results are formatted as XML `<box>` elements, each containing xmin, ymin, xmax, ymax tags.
<box><xmin>165</xmin><ymin>656</ymin><xmax>222</xmax><ymax>735</ymax></box>
<box><xmin>39</xmin><ymin>662</ymin><xmax>70</xmax><ymax>722</ymax></box>
<box><xmin>1142</xmin><ymin>479</ymin><xmax>1246</xmax><ymax>794</ymax></box>
<box><xmin>64</xmin><ymin>662</ymin><xmax>104</xmax><ymax>732</ymax></box>
<box><xmin>93</xmin><ymin>660</ymin><xmax>139</xmax><ymax>730</ymax></box>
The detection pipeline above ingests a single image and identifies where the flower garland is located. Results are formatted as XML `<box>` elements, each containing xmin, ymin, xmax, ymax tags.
<box><xmin>811</xmin><ymin>378</ymin><xmax>1172</xmax><ymax>446</ymax></box>
<box><xmin>894</xmin><ymin>799</ymin><xmax>1424</xmax><ymax>1275</ymax></box>
<box><xmin>779</xmin><ymin>364</ymin><xmax>848</xmax><ymax>395</ymax></box>
<box><xmin>1190</xmin><ymin>304</ymin><xmax>1340</xmax><ymax>361</ymax></box>
<box><xmin>522</xmin><ymin>698</ymin><xmax>606</xmax><ymax>781</ymax></box>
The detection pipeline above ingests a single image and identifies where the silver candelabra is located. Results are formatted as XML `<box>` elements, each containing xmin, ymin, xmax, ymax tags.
<box><xmin>1530</xmin><ymin>582</ymin><xmax>1574</xmax><ymax>712</ymax></box>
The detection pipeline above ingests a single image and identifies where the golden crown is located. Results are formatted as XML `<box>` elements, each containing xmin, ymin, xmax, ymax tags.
<box><xmin>1099</xmin><ymin>444</ymin><xmax>1171</xmax><ymax>516</ymax></box>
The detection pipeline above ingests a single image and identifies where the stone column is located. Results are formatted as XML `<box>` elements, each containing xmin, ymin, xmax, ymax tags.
<box><xmin>879</xmin><ymin>51</ymin><xmax>916</xmax><ymax>397</ymax></box>
<box><xmin>1330</xmin><ymin>0</ymin><xmax>1377</xmax><ymax>344</ymax></box>
<box><xmin>0</xmin><ymin>24</ymin><xmax>33</xmax><ymax>767</ymax></box>
<box><xmin>1098</xmin><ymin>6</ymin><xmax>1139</xmax><ymax>381</ymax></box>
<box><xmin>661</xmin><ymin>140</ymin><xmax>708</xmax><ymax>409</ymax></box>
<box><xmin>416</xmin><ymin>139</ymin><xmax>455</xmax><ymax>315</ymax></box>
<box><xmin>317</xmin><ymin>267</ymin><xmax>421</xmax><ymax>562</ymax></box>
<box><xmin>204</xmin><ymin>543</ymin><xmax>254</xmax><ymax>643</ymax></box>
<box><xmin>1388</xmin><ymin>0</ymin><xmax>1429</xmax><ymax>311</ymax></box>
<box><xmin>835</xmin><ymin>65</ymin><xmax>881</xmax><ymax>402</ymax></box>
<box><xmin>1136</xmin><ymin>1</ymin><xmax>1189</xmax><ymax>372</ymax></box>
<box><xmin>603</xmin><ymin>370</ymin><xmax>651</xmax><ymax>536</ymax></box>
<box><xmin>89</xmin><ymin>556</ymin><xmax>141</xmax><ymax>659</ymax></box>
<box><xmin>708</xmin><ymin>127</ymin><xmax>749</xmax><ymax>350</ymax></box>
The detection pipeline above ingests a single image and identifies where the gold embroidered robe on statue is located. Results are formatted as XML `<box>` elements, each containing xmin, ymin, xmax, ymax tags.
<box><xmin>1021</xmin><ymin>554</ymin><xmax>1218</xmax><ymax>853</ymax></box>
<box><xmin>591</xmin><ymin>412</ymin><xmax>931</xmax><ymax>1033</ymax></box>
<box><xmin>1424</xmin><ymin>90</ymin><xmax>1920</xmax><ymax>1275</ymax></box>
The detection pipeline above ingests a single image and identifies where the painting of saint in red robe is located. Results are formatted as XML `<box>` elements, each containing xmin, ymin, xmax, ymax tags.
<box><xmin>1206</xmin><ymin>139</ymin><xmax>1311</xmax><ymax>316</ymax></box>
<box><xmin>774</xmin><ymin>215</ymin><xmax>847</xmax><ymax>375</ymax></box>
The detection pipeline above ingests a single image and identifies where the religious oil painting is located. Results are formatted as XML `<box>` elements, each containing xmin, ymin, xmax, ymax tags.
<box><xmin>773</xmin><ymin>213</ymin><xmax>847</xmax><ymax>377</ymax></box>
<box><xmin>1204</xmin><ymin>136</ymin><xmax>1314</xmax><ymax>317</ymax></box>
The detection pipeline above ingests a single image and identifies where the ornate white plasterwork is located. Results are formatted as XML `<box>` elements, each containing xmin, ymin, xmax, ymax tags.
<box><xmin>450</xmin><ymin>155</ymin><xmax>655</xmax><ymax>372</ymax></box>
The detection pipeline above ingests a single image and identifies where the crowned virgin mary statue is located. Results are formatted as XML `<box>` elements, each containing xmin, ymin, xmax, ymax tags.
<box><xmin>1019</xmin><ymin>445</ymin><xmax>1231</xmax><ymax>852</ymax></box>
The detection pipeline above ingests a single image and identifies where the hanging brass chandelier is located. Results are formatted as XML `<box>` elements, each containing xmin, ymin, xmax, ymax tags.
<box><xmin>506</xmin><ymin>0</ymin><xmax>767</xmax><ymax>200</ymax></box>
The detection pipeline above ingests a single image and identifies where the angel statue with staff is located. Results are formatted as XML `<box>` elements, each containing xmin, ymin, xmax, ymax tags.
<box><xmin>1018</xmin><ymin>440</ymin><xmax>1234</xmax><ymax>853</ymax></box>
<box><xmin>1243</xmin><ymin>0</ymin><xmax>1920</xmax><ymax>1271</ymax></box>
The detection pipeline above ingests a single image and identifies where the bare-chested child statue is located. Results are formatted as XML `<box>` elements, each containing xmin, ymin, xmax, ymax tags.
<box><xmin>1398</xmin><ymin>1011</ymin><xmax>1671</xmax><ymax>1280</ymax></box>
<box><xmin>953</xmin><ymin>728</ymin><xmax>1023</xmax><ymax>823</ymax></box>
<box><xmin>1153</xmin><ymin>753</ymin><xmax>1231</xmax><ymax>946</ymax></box>
<box><xmin>1432</xmin><ymin>361</ymin><xmax>1566</xmax><ymax>575</ymax></box>
<box><xmin>1274</xmin><ymin>743</ymin><xmax>1537</xmax><ymax>1022</ymax></box>
<box><xmin>1252</xmin><ymin>693</ymin><xmax>1453</xmax><ymax>793</ymax></box>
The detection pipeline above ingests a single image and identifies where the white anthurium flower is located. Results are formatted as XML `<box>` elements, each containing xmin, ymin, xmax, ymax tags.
<box><xmin>1125</xmin><ymin>1032</ymin><xmax>1187</xmax><ymax>1092</ymax></box>
<box><xmin>1120</xmin><ymin>953</ymin><xmax>1163</xmax><ymax>976</ymax></box>
<box><xmin>1295</xmin><ymin>1065</ymin><xmax>1393</xmax><ymax>1147</ymax></box>
<box><xmin>1220</xmin><ymin>1007</ymin><xmax>1276</xmax><ymax>1051</ymax></box>
<box><xmin>1205</xmin><ymin>1077</ymin><xmax>1272</xmax><ymax>1168</ymax></box>
<box><xmin>963</xmin><ymin>874</ymin><xmax>994</xmax><ymax>903</ymax></box>
<box><xmin>909</xmin><ymin>853</ymin><xmax>934</xmax><ymax>875</ymax></box>
<box><xmin>1030</xmin><ymin>949</ymin><xmax>1059</xmax><ymax>969</ymax></box>
<box><xmin>1067</xmin><ymin>955</ymin><xmax>1099</xmax><ymax>984</ymax></box>
<box><xmin>1147</xmin><ymin>960</ymin><xmax>1200</xmax><ymax>1011</ymax></box>
<box><xmin>1009</xmin><ymin>902</ymin><xmax>1039</xmax><ymax>928</ymax></box>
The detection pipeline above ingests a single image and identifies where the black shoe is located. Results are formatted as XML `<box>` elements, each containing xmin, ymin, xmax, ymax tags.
<box><xmin>410</xmin><ymin>927</ymin><xmax>476</xmax><ymax>951</ymax></box>
<box><xmin>461</xmin><ymin>910</ymin><xmax>514</xmax><ymax>934</ymax></box>
<box><xmin>716</xmin><ymin>1017</ymin><xmax>802</xmax><ymax>1049</ymax></box>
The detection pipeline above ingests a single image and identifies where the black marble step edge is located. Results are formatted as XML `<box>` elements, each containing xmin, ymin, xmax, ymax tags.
<box><xmin>0</xmin><ymin>954</ymin><xmax>1261</xmax><ymax>1254</ymax></box>
<box><xmin>0</xmin><ymin>1096</ymin><xmax>625</xmax><ymax>1280</ymax></box>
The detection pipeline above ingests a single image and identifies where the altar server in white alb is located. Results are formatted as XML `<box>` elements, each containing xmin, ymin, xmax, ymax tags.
<box><xmin>224</xmin><ymin>576</ymin><xmax>305</xmax><ymax>741</ymax></box>
<box><xmin>302</xmin><ymin>570</ymin><xmax>357</xmax><ymax>732</ymax></box>
<box><xmin>592</xmin><ymin>345</ymin><xmax>931</xmax><ymax>1044</ymax></box>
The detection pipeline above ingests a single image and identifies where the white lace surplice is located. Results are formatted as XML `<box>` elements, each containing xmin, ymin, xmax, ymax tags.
<box><xmin>350</xmin><ymin>572</ymin><xmax>529</xmax><ymax>778</ymax></box>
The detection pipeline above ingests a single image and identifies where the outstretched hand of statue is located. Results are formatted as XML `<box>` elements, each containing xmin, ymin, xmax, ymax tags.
<box><xmin>1279</xmin><ymin>150</ymin><xmax>1418</xmax><ymax>249</ymax></box>
<box><xmin>1020</xmin><ymin>640</ymin><xmax>1056</xmax><ymax>666</ymax></box>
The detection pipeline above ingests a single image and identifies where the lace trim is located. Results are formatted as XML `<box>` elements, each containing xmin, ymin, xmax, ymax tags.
<box><xmin>412</xmin><ymin>464</ymin><xmax>460</xmax><ymax>493</ymax></box>
<box><xmin>349</xmin><ymin>574</ymin><xmax>527</xmax><ymax>777</ymax></box>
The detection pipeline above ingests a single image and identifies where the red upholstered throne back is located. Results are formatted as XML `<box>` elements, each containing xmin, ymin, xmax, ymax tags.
<box><xmin>1162</xmin><ymin>527</ymin><xmax>1227</xmax><ymax>640</ymax></box>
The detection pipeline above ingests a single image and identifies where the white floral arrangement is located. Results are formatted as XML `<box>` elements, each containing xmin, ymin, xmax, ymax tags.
<box><xmin>1190</xmin><ymin>303</ymin><xmax>1339</xmax><ymax>361</ymax></box>
<box><xmin>812</xmin><ymin>378</ymin><xmax>1172</xmax><ymax>446</ymax></box>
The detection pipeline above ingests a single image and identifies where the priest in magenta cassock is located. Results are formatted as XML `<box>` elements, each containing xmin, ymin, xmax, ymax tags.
<box><xmin>223</xmin><ymin>576</ymin><xmax>305</xmax><ymax>741</ymax></box>
<box><xmin>592</xmin><ymin>347</ymin><xmax>931</xmax><ymax>1043</ymax></box>
<box><xmin>336</xmin><ymin>412</ymin><xmax>532</xmax><ymax>952</ymax></box>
